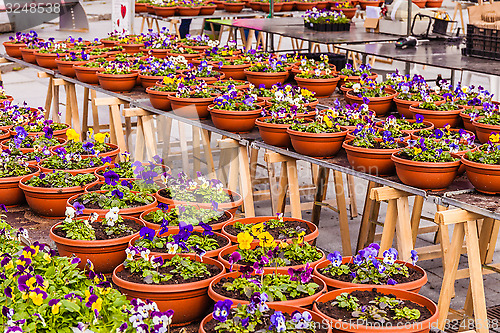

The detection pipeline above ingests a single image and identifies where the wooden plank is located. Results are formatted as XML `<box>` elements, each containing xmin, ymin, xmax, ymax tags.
<box><xmin>192</xmin><ymin>128</ymin><xmax>201</xmax><ymax>177</ymax></box>
<box><xmin>160</xmin><ymin>116</ymin><xmax>172</xmax><ymax>163</ymax></box>
<box><xmin>379</xmin><ymin>199</ymin><xmax>397</xmax><ymax>253</ymax></box>
<box><xmin>68</xmin><ymin>84</ymin><xmax>81</xmax><ymax>137</ymax></box>
<box><xmin>357</xmin><ymin>181</ymin><xmax>380</xmax><ymax>251</ymax></box>
<box><xmin>311</xmin><ymin>166</ymin><xmax>328</xmax><ymax>227</ymax></box>
<box><xmin>435</xmin><ymin>209</ymin><xmax>482</xmax><ymax>225</ymax></box>
<box><xmin>94</xmin><ymin>97</ymin><xmax>125</xmax><ymax>106</ymax></box>
<box><xmin>44</xmin><ymin>76</ymin><xmax>53</xmax><ymax>119</ymax></box>
<box><xmin>456</xmin><ymin>263</ymin><xmax>500</xmax><ymax>280</ymax></box>
<box><xmin>142</xmin><ymin>115</ymin><xmax>157</xmax><ymax>161</ymax></box>
<box><xmin>82</xmin><ymin>87</ymin><xmax>89</xmax><ymax>138</ymax></box>
<box><xmin>395</xmin><ymin>196</ymin><xmax>413</xmax><ymax>261</ymax></box>
<box><xmin>178</xmin><ymin>122</ymin><xmax>189</xmax><ymax>172</ymax></box>
<box><xmin>411</xmin><ymin>196</ymin><xmax>425</xmax><ymax>244</ymax></box>
<box><xmin>110</xmin><ymin>104</ymin><xmax>127</xmax><ymax>159</ymax></box>
<box><xmin>238</xmin><ymin>145</ymin><xmax>255</xmax><ymax>217</ymax></box>
<box><xmin>264</xmin><ymin>151</ymin><xmax>289</xmax><ymax>164</ymax></box>
<box><xmin>370</xmin><ymin>186</ymin><xmax>410</xmax><ymax>202</ymax></box>
<box><xmin>90</xmin><ymin>89</ymin><xmax>100</xmax><ymax>133</ymax></box>
<box><xmin>287</xmin><ymin>159</ymin><xmax>302</xmax><ymax>219</ymax></box>
<box><xmin>200</xmin><ymin>129</ymin><xmax>215</xmax><ymax>179</ymax></box>
<box><xmin>37</xmin><ymin>71</ymin><xmax>51</xmax><ymax>78</ymax></box>
<box><xmin>347</xmin><ymin>174</ymin><xmax>358</xmax><ymax>218</ymax></box>
<box><xmin>334</xmin><ymin>170</ymin><xmax>352</xmax><ymax>256</ymax></box>
<box><xmin>276</xmin><ymin>163</ymin><xmax>288</xmax><ymax>214</ymax></box>
<box><xmin>123</xmin><ymin>107</ymin><xmax>153</xmax><ymax>117</ymax></box>
<box><xmin>134</xmin><ymin>117</ymin><xmax>145</xmax><ymax>161</ymax></box>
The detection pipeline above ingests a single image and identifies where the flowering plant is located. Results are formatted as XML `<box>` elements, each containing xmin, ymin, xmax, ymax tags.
<box><xmin>247</xmin><ymin>59</ymin><xmax>287</xmax><ymax>73</ymax></box>
<box><xmin>466</xmin><ymin>135</ymin><xmax>500</xmax><ymax>164</ymax></box>
<box><xmin>339</xmin><ymin>63</ymin><xmax>373</xmax><ymax>77</ymax></box>
<box><xmin>143</xmin><ymin>203</ymin><xmax>227</xmax><ymax>229</ymax></box>
<box><xmin>6</xmin><ymin>128</ymin><xmax>59</xmax><ymax>150</ymax></box>
<box><xmin>350</xmin><ymin>127</ymin><xmax>401</xmax><ymax>149</ymax></box>
<box><xmin>17</xmin><ymin>119</ymin><xmax>68</xmax><ymax>133</ymax></box>
<box><xmin>81</xmin><ymin>58</ymin><xmax>108</xmax><ymax>68</ymax></box>
<box><xmin>76</xmin><ymin>183</ymin><xmax>155</xmax><ymax>209</ymax></box>
<box><xmin>303</xmin><ymin>8</ymin><xmax>350</xmax><ymax>24</ymax></box>
<box><xmin>0</xmin><ymin>152</ymin><xmax>32</xmax><ymax>178</ymax></box>
<box><xmin>290</xmin><ymin>115</ymin><xmax>344</xmax><ymax>133</ymax></box>
<box><xmin>416</xmin><ymin>98</ymin><xmax>459</xmax><ymax>111</ymax></box>
<box><xmin>379</xmin><ymin>114</ymin><xmax>429</xmax><ymax>132</ymax></box>
<box><xmin>175</xmin><ymin>81</ymin><xmax>213</xmax><ymax>98</ymax></box>
<box><xmin>39</xmin><ymin>150</ymin><xmax>104</xmax><ymax>170</ymax></box>
<box><xmin>24</xmin><ymin>170</ymin><xmax>96</xmax><ymax>188</ymax></box>
<box><xmin>212</xmin><ymin>90</ymin><xmax>258</xmax><ymax>111</ymax></box>
<box><xmin>8</xmin><ymin>30</ymin><xmax>39</xmax><ymax>44</ymax></box>
<box><xmin>102</xmin><ymin>62</ymin><xmax>133</xmax><ymax>75</ymax></box>
<box><xmin>398</xmin><ymin>139</ymin><xmax>458</xmax><ymax>163</ymax></box>
<box><xmin>60</xmin><ymin>51</ymin><xmax>90</xmax><ymax>62</ymax></box>
<box><xmin>190</xmin><ymin>62</ymin><xmax>224</xmax><ymax>79</ymax></box>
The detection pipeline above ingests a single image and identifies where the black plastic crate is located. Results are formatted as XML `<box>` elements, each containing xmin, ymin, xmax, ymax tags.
<box><xmin>464</xmin><ymin>24</ymin><xmax>500</xmax><ymax>60</ymax></box>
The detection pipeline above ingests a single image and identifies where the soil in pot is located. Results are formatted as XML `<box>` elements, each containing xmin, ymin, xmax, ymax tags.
<box><xmin>53</xmin><ymin>217</ymin><xmax>142</xmax><ymax>240</ymax></box>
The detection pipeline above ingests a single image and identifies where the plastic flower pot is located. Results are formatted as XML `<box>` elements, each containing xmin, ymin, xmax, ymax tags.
<box><xmin>347</xmin><ymin>90</ymin><xmax>397</xmax><ymax>117</ymax></box>
<box><xmin>177</xmin><ymin>6</ymin><xmax>202</xmax><ymax>15</ymax></box>
<box><xmin>313</xmin><ymin>257</ymin><xmax>428</xmax><ymax>293</ymax></box>
<box><xmin>167</xmin><ymin>95</ymin><xmax>216</xmax><ymax>119</ymax></box>
<box><xmin>217</xmin><ymin>242</ymin><xmax>325</xmax><ymax>274</ymax></box>
<box><xmin>200</xmin><ymin>4</ymin><xmax>217</xmax><ymax>14</ymax></box>
<box><xmin>3</xmin><ymin>41</ymin><xmax>26</xmax><ymax>58</ymax></box>
<box><xmin>139</xmin><ymin>74</ymin><xmax>165</xmax><ymax>89</ymax></box>
<box><xmin>208</xmin><ymin>271</ymin><xmax>327</xmax><ymax>308</ymax></box>
<box><xmin>19</xmin><ymin>174</ymin><xmax>98</xmax><ymax>218</ymax></box>
<box><xmin>295</xmin><ymin>76</ymin><xmax>340</xmax><ymax>98</ymax></box>
<box><xmin>358</xmin><ymin>0</ymin><xmax>383</xmax><ymax>9</ymax></box>
<box><xmin>224</xmin><ymin>2</ymin><xmax>245</xmax><ymax>12</ymax></box>
<box><xmin>97</xmin><ymin>72</ymin><xmax>139</xmax><ymax>93</ymax></box>
<box><xmin>49</xmin><ymin>216</ymin><xmax>145</xmax><ymax>274</ymax></box>
<box><xmin>221</xmin><ymin>216</ymin><xmax>319</xmax><ymax>244</ymax></box>
<box><xmin>155</xmin><ymin>188</ymin><xmax>243</xmax><ymax>216</ymax></box>
<box><xmin>243</xmin><ymin>70</ymin><xmax>288</xmax><ymax>89</ymax></box>
<box><xmin>66</xmin><ymin>190</ymin><xmax>158</xmax><ymax>218</ymax></box>
<box><xmin>409</xmin><ymin>105</ymin><xmax>461</xmax><ymax>128</ymax></box>
<box><xmin>112</xmin><ymin>254</ymin><xmax>226</xmax><ymax>325</ymax></box>
<box><xmin>295</xmin><ymin>1</ymin><xmax>319</xmax><ymax>10</ymax></box>
<box><xmin>425</xmin><ymin>0</ymin><xmax>443</xmax><ymax>7</ymax></box>
<box><xmin>462</xmin><ymin>155</ymin><xmax>500</xmax><ymax>194</ymax></box>
<box><xmin>391</xmin><ymin>153</ymin><xmax>460</xmax><ymax>191</ymax></box>
<box><xmin>20</xmin><ymin>47</ymin><xmax>37</xmax><ymax>63</ymax></box>
<box><xmin>153</xmin><ymin>5</ymin><xmax>177</xmax><ymax>17</ymax></box>
<box><xmin>313</xmin><ymin>287</ymin><xmax>438</xmax><ymax>333</ymax></box>
<box><xmin>343</xmin><ymin>140</ymin><xmax>406</xmax><ymax>176</ymax></box>
<box><xmin>55</xmin><ymin>58</ymin><xmax>88</xmax><ymax>78</ymax></box>
<box><xmin>255</xmin><ymin>117</ymin><xmax>294</xmax><ymax>148</ymax></box>
<box><xmin>199</xmin><ymin>303</ymin><xmax>332</xmax><ymax>333</ymax></box>
<box><xmin>209</xmin><ymin>106</ymin><xmax>262</xmax><ymax>133</ymax></box>
<box><xmin>459</xmin><ymin>110</ymin><xmax>477</xmax><ymax>134</ymax></box>
<box><xmin>287</xmin><ymin>127</ymin><xmax>348</xmax><ymax>158</ymax></box>
<box><xmin>74</xmin><ymin>65</ymin><xmax>104</xmax><ymax>85</ymax></box>
<box><xmin>216</xmin><ymin>64</ymin><xmax>251</xmax><ymax>80</ymax></box>
<box><xmin>338</xmin><ymin>73</ymin><xmax>378</xmax><ymax>86</ymax></box>
<box><xmin>146</xmin><ymin>87</ymin><xmax>175</xmax><ymax>111</ymax></box>
<box><xmin>135</xmin><ymin>2</ymin><xmax>148</xmax><ymax>12</ymax></box>
<box><xmin>129</xmin><ymin>230</ymin><xmax>231</xmax><ymax>258</ymax></box>
<box><xmin>118</xmin><ymin>43</ymin><xmax>145</xmax><ymax>53</ymax></box>
<box><xmin>0</xmin><ymin>166</ymin><xmax>39</xmax><ymax>207</ymax></box>
<box><xmin>34</xmin><ymin>51</ymin><xmax>67</xmax><ymax>69</ymax></box>
<box><xmin>472</xmin><ymin>118</ymin><xmax>500</xmax><ymax>144</ymax></box>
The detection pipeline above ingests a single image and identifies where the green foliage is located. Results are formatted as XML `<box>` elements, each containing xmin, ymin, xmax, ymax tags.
<box><xmin>0</xmin><ymin>155</ymin><xmax>33</xmax><ymax>178</ymax></box>
<box><xmin>78</xmin><ymin>186</ymin><xmax>154</xmax><ymax>209</ymax></box>
<box><xmin>394</xmin><ymin>307</ymin><xmax>421</xmax><ymax>321</ymax></box>
<box><xmin>332</xmin><ymin>293</ymin><xmax>359</xmax><ymax>311</ymax></box>
<box><xmin>25</xmin><ymin>171</ymin><xmax>96</xmax><ymax>188</ymax></box>
<box><xmin>40</xmin><ymin>155</ymin><xmax>104</xmax><ymax>171</ymax></box>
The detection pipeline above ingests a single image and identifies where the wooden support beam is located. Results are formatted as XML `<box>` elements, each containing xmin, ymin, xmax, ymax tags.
<box><xmin>370</xmin><ymin>186</ymin><xmax>410</xmax><ymax>202</ymax></box>
<box><xmin>435</xmin><ymin>209</ymin><xmax>483</xmax><ymax>225</ymax></box>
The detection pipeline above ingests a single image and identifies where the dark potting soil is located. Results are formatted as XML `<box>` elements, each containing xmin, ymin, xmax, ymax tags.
<box><xmin>158</xmin><ymin>188</ymin><xmax>234</xmax><ymax>204</ymax></box>
<box><xmin>221</xmin><ymin>248</ymin><xmax>321</xmax><ymax>267</ymax></box>
<box><xmin>224</xmin><ymin>219</ymin><xmax>312</xmax><ymax>239</ymax></box>
<box><xmin>212</xmin><ymin>277</ymin><xmax>321</xmax><ymax>302</ymax></box>
<box><xmin>318</xmin><ymin>262</ymin><xmax>424</xmax><ymax>285</ymax></box>
<box><xmin>144</xmin><ymin>211</ymin><xmax>231</xmax><ymax>227</ymax></box>
<box><xmin>116</xmin><ymin>261</ymin><xmax>221</xmax><ymax>285</ymax></box>
<box><xmin>32</xmin><ymin>181</ymin><xmax>93</xmax><ymax>189</ymax></box>
<box><xmin>53</xmin><ymin>218</ymin><xmax>142</xmax><ymax>240</ymax></box>
<box><xmin>316</xmin><ymin>289</ymin><xmax>432</xmax><ymax>326</ymax></box>
<box><xmin>149</xmin><ymin>232</ymin><xmax>229</xmax><ymax>254</ymax></box>
<box><xmin>203</xmin><ymin>308</ymin><xmax>329</xmax><ymax>333</ymax></box>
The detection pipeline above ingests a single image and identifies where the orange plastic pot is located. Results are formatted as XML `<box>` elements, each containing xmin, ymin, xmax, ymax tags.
<box><xmin>224</xmin><ymin>2</ymin><xmax>245</xmax><ymax>12</ymax></box>
<box><xmin>313</xmin><ymin>287</ymin><xmax>438</xmax><ymax>333</ymax></box>
<box><xmin>472</xmin><ymin>118</ymin><xmax>500</xmax><ymax>144</ymax></box>
<box><xmin>295</xmin><ymin>2</ymin><xmax>318</xmax><ymax>10</ymax></box>
<box><xmin>155</xmin><ymin>188</ymin><xmax>243</xmax><ymax>216</ymax></box>
<box><xmin>146</xmin><ymin>87</ymin><xmax>174</xmax><ymax>111</ymax></box>
<box><xmin>129</xmin><ymin>230</ymin><xmax>231</xmax><ymax>258</ymax></box>
<box><xmin>209</xmin><ymin>106</ymin><xmax>262</xmax><ymax>133</ymax></box>
<box><xmin>10</xmin><ymin>123</ymin><xmax>69</xmax><ymax>139</ymax></box>
<box><xmin>55</xmin><ymin>59</ymin><xmax>88</xmax><ymax>77</ymax></box>
<box><xmin>118</xmin><ymin>43</ymin><xmax>145</xmax><ymax>53</ymax></box>
<box><xmin>199</xmin><ymin>303</ymin><xmax>332</xmax><ymax>333</ymax></box>
<box><xmin>35</xmin><ymin>52</ymin><xmax>67</xmax><ymax>69</ymax></box>
<box><xmin>358</xmin><ymin>0</ymin><xmax>383</xmax><ymax>9</ymax></box>
<box><xmin>49</xmin><ymin>217</ymin><xmax>144</xmax><ymax>273</ymax></box>
<box><xmin>208</xmin><ymin>271</ymin><xmax>327</xmax><ymax>308</ymax></box>
<box><xmin>168</xmin><ymin>95</ymin><xmax>215</xmax><ymax>119</ymax></box>
<box><xmin>425</xmin><ymin>0</ymin><xmax>442</xmax><ymax>7</ymax></box>
<box><xmin>3</xmin><ymin>42</ymin><xmax>26</xmax><ymax>58</ymax></box>
<box><xmin>281</xmin><ymin>1</ymin><xmax>294</xmax><ymax>10</ymax></box>
<box><xmin>413</xmin><ymin>0</ymin><xmax>426</xmax><ymax>7</ymax></box>
<box><xmin>255</xmin><ymin>117</ymin><xmax>293</xmax><ymax>148</ymax></box>
<box><xmin>261</xmin><ymin>2</ymin><xmax>283</xmax><ymax>12</ymax></box>
<box><xmin>462</xmin><ymin>155</ymin><xmax>500</xmax><ymax>194</ymax></box>
<box><xmin>340</xmin><ymin>7</ymin><xmax>357</xmax><ymax>19</ymax></box>
<box><xmin>140</xmin><ymin>207</ymin><xmax>234</xmax><ymax>232</ymax></box>
<box><xmin>313</xmin><ymin>258</ymin><xmax>428</xmax><ymax>293</ymax></box>
<box><xmin>392</xmin><ymin>153</ymin><xmax>460</xmax><ymax>191</ymax></box>
<box><xmin>244</xmin><ymin>70</ymin><xmax>288</xmax><ymax>89</ymax></box>
<box><xmin>343</xmin><ymin>140</ymin><xmax>405</xmax><ymax>176</ymax></box>
<box><xmin>19</xmin><ymin>173</ymin><xmax>98</xmax><ymax>218</ymax></box>
<box><xmin>135</xmin><ymin>2</ymin><xmax>148</xmax><ymax>12</ymax></box>
<box><xmin>74</xmin><ymin>65</ymin><xmax>104</xmax><ymax>85</ymax></box>
<box><xmin>200</xmin><ymin>5</ymin><xmax>217</xmax><ymax>14</ymax></box>
<box><xmin>347</xmin><ymin>90</ymin><xmax>397</xmax><ymax>117</ymax></box>
<box><xmin>218</xmin><ymin>242</ymin><xmax>325</xmax><ymax>273</ymax></box>
<box><xmin>0</xmin><ymin>130</ymin><xmax>10</xmax><ymax>141</ymax></box>
<box><xmin>97</xmin><ymin>72</ymin><xmax>138</xmax><ymax>93</ymax></box>
<box><xmin>249</xmin><ymin>1</ymin><xmax>262</xmax><ymax>10</ymax></box>
<box><xmin>20</xmin><ymin>47</ymin><xmax>37</xmax><ymax>63</ymax></box>
<box><xmin>153</xmin><ymin>5</ymin><xmax>177</xmax><ymax>16</ymax></box>
<box><xmin>221</xmin><ymin>216</ymin><xmax>319</xmax><ymax>244</ymax></box>
<box><xmin>459</xmin><ymin>110</ymin><xmax>477</xmax><ymax>134</ymax></box>
<box><xmin>67</xmin><ymin>190</ymin><xmax>157</xmax><ymax>217</ymax></box>
<box><xmin>139</xmin><ymin>74</ymin><xmax>164</xmax><ymax>89</ymax></box>
<box><xmin>409</xmin><ymin>105</ymin><xmax>461</xmax><ymax>128</ymax></box>
<box><xmin>393</xmin><ymin>96</ymin><xmax>421</xmax><ymax>118</ymax></box>
<box><xmin>295</xmin><ymin>76</ymin><xmax>340</xmax><ymax>98</ymax></box>
<box><xmin>177</xmin><ymin>6</ymin><xmax>201</xmax><ymax>15</ymax></box>
<box><xmin>0</xmin><ymin>167</ymin><xmax>39</xmax><ymax>207</ymax></box>
<box><xmin>287</xmin><ymin>127</ymin><xmax>348</xmax><ymax>158</ymax></box>
<box><xmin>113</xmin><ymin>254</ymin><xmax>225</xmax><ymax>325</ymax></box>
<box><xmin>217</xmin><ymin>64</ymin><xmax>251</xmax><ymax>80</ymax></box>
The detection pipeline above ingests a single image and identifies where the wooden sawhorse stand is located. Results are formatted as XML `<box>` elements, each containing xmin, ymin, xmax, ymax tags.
<box><xmin>436</xmin><ymin>209</ymin><xmax>500</xmax><ymax>333</ymax></box>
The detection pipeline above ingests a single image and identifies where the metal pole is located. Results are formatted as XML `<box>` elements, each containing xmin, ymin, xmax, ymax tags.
<box><xmin>270</xmin><ymin>0</ymin><xmax>274</xmax><ymax>18</ymax></box>
<box><xmin>407</xmin><ymin>0</ymin><xmax>412</xmax><ymax>36</ymax></box>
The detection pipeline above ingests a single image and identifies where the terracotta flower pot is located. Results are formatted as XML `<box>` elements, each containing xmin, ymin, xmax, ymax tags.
<box><xmin>19</xmin><ymin>174</ymin><xmax>98</xmax><ymax>218</ymax></box>
<box><xmin>129</xmin><ymin>230</ymin><xmax>231</xmax><ymax>258</ymax></box>
<box><xmin>66</xmin><ymin>190</ymin><xmax>157</xmax><ymax>218</ymax></box>
<box><xmin>224</xmin><ymin>2</ymin><xmax>245</xmax><ymax>12</ymax></box>
<box><xmin>97</xmin><ymin>72</ymin><xmax>138</xmax><ymax>93</ymax></box>
<box><xmin>281</xmin><ymin>2</ymin><xmax>294</xmax><ymax>10</ymax></box>
<box><xmin>347</xmin><ymin>90</ymin><xmax>397</xmax><ymax>117</ymax></box>
<box><xmin>255</xmin><ymin>117</ymin><xmax>293</xmax><ymax>148</ymax></box>
<box><xmin>10</xmin><ymin>123</ymin><xmax>69</xmax><ymax>139</ymax></box>
<box><xmin>155</xmin><ymin>188</ymin><xmax>243</xmax><ymax>216</ymax></box>
<box><xmin>3</xmin><ymin>42</ymin><xmax>26</xmax><ymax>58</ymax></box>
<box><xmin>153</xmin><ymin>5</ymin><xmax>177</xmax><ymax>17</ymax></box>
<box><xmin>138</xmin><ymin>74</ymin><xmax>164</xmax><ymax>89</ymax></box>
<box><xmin>343</xmin><ymin>140</ymin><xmax>405</xmax><ymax>176</ymax></box>
<box><xmin>295</xmin><ymin>76</ymin><xmax>340</xmax><ymax>98</ymax></box>
<box><xmin>217</xmin><ymin>64</ymin><xmax>251</xmax><ymax>80</ymax></box>
<box><xmin>74</xmin><ymin>65</ymin><xmax>104</xmax><ymax>85</ymax></box>
<box><xmin>244</xmin><ymin>70</ymin><xmax>288</xmax><ymax>89</ymax></box>
<box><xmin>313</xmin><ymin>287</ymin><xmax>438</xmax><ymax>333</ymax></box>
<box><xmin>118</xmin><ymin>43</ymin><xmax>145</xmax><ymax>53</ymax></box>
<box><xmin>221</xmin><ymin>216</ymin><xmax>319</xmax><ymax>244</ymax></box>
<box><xmin>209</xmin><ymin>106</ymin><xmax>262</xmax><ymax>133</ymax></box>
<box><xmin>140</xmin><ymin>206</ymin><xmax>234</xmax><ymax>232</ymax></box>
<box><xmin>295</xmin><ymin>2</ymin><xmax>318</xmax><ymax>10</ymax></box>
<box><xmin>0</xmin><ymin>167</ymin><xmax>39</xmax><ymax>207</ymax></box>
<box><xmin>425</xmin><ymin>0</ymin><xmax>443</xmax><ymax>7</ymax></box>
<box><xmin>208</xmin><ymin>271</ymin><xmax>327</xmax><ymax>308</ymax></box>
<box><xmin>199</xmin><ymin>303</ymin><xmax>332</xmax><ymax>333</ymax></box>
<box><xmin>20</xmin><ymin>47</ymin><xmax>37</xmax><ymax>63</ymax></box>
<box><xmin>394</xmin><ymin>96</ymin><xmax>421</xmax><ymax>119</ymax></box>
<box><xmin>261</xmin><ymin>2</ymin><xmax>284</xmax><ymax>12</ymax></box>
<box><xmin>35</xmin><ymin>52</ymin><xmax>67</xmax><ymax>69</ymax></box>
<box><xmin>145</xmin><ymin>3</ymin><xmax>156</xmax><ymax>14</ymax></box>
<box><xmin>54</xmin><ymin>59</ymin><xmax>87</xmax><ymax>77</ymax></box>
<box><xmin>472</xmin><ymin>118</ymin><xmax>500</xmax><ymax>144</ymax></box>
<box><xmin>249</xmin><ymin>1</ymin><xmax>262</xmax><ymax>10</ymax></box>
<box><xmin>409</xmin><ymin>105</ymin><xmax>461</xmax><ymax>128</ymax></box>
<box><xmin>412</xmin><ymin>0</ymin><xmax>427</xmax><ymax>7</ymax></box>
<box><xmin>100</xmin><ymin>39</ymin><xmax>117</xmax><ymax>47</ymax></box>
<box><xmin>49</xmin><ymin>217</ymin><xmax>144</xmax><ymax>274</ymax></box>
<box><xmin>392</xmin><ymin>153</ymin><xmax>460</xmax><ymax>191</ymax></box>
<box><xmin>287</xmin><ymin>127</ymin><xmax>348</xmax><ymax>158</ymax></box>
<box><xmin>339</xmin><ymin>7</ymin><xmax>357</xmax><ymax>19</ymax></box>
<box><xmin>177</xmin><ymin>6</ymin><xmax>201</xmax><ymax>15</ymax></box>
<box><xmin>135</xmin><ymin>2</ymin><xmax>148</xmax><ymax>12</ymax></box>
<box><xmin>168</xmin><ymin>95</ymin><xmax>215</xmax><ymax>119</ymax></box>
<box><xmin>200</xmin><ymin>5</ymin><xmax>217</xmax><ymax>14</ymax></box>
<box><xmin>358</xmin><ymin>0</ymin><xmax>383</xmax><ymax>8</ymax></box>
<box><xmin>338</xmin><ymin>73</ymin><xmax>378</xmax><ymax>86</ymax></box>
<box><xmin>146</xmin><ymin>87</ymin><xmax>174</xmax><ymax>111</ymax></box>
<box><xmin>218</xmin><ymin>242</ymin><xmax>325</xmax><ymax>274</ymax></box>
<box><xmin>459</xmin><ymin>110</ymin><xmax>477</xmax><ymax>134</ymax></box>
<box><xmin>113</xmin><ymin>254</ymin><xmax>225</xmax><ymax>325</ymax></box>
<box><xmin>313</xmin><ymin>258</ymin><xmax>428</xmax><ymax>293</ymax></box>
<box><xmin>462</xmin><ymin>155</ymin><xmax>500</xmax><ymax>194</ymax></box>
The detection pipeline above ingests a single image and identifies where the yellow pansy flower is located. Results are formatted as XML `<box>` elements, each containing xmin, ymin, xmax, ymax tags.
<box><xmin>414</xmin><ymin>147</ymin><xmax>422</xmax><ymax>154</ymax></box>
<box><xmin>489</xmin><ymin>133</ymin><xmax>500</xmax><ymax>143</ymax></box>
<box><xmin>237</xmin><ymin>232</ymin><xmax>253</xmax><ymax>250</ymax></box>
<box><xmin>92</xmin><ymin>297</ymin><xmax>103</xmax><ymax>312</ymax></box>
<box><xmin>29</xmin><ymin>291</ymin><xmax>44</xmax><ymax>306</ymax></box>
<box><xmin>66</xmin><ymin>128</ymin><xmax>80</xmax><ymax>142</ymax></box>
<box><xmin>297</xmin><ymin>231</ymin><xmax>306</xmax><ymax>244</ymax></box>
<box><xmin>258</xmin><ymin>232</ymin><xmax>275</xmax><ymax>248</ymax></box>
<box><xmin>251</xmin><ymin>223</ymin><xmax>265</xmax><ymax>237</ymax></box>
<box><xmin>52</xmin><ymin>302</ymin><xmax>61</xmax><ymax>315</ymax></box>
<box><xmin>94</xmin><ymin>132</ymin><xmax>108</xmax><ymax>143</ymax></box>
